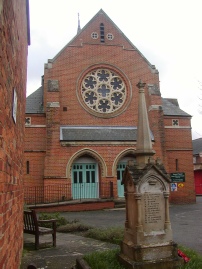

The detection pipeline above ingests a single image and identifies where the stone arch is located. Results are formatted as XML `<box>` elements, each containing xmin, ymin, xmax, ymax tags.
<box><xmin>66</xmin><ymin>148</ymin><xmax>107</xmax><ymax>178</ymax></box>
<box><xmin>112</xmin><ymin>148</ymin><xmax>136</xmax><ymax>177</ymax></box>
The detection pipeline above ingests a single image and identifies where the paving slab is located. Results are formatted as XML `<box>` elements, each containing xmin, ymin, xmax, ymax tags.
<box><xmin>21</xmin><ymin>233</ymin><xmax>118</xmax><ymax>269</ymax></box>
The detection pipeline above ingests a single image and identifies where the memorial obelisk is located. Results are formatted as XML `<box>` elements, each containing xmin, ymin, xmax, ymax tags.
<box><xmin>118</xmin><ymin>81</ymin><xmax>183</xmax><ymax>269</ymax></box>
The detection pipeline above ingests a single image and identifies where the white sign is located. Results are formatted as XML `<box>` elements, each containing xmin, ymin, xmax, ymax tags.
<box><xmin>12</xmin><ymin>89</ymin><xmax>17</xmax><ymax>123</ymax></box>
<box><xmin>171</xmin><ymin>183</ymin><xmax>177</xmax><ymax>192</ymax></box>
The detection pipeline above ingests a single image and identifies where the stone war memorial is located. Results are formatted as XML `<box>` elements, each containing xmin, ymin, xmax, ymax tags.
<box><xmin>118</xmin><ymin>81</ymin><xmax>183</xmax><ymax>269</ymax></box>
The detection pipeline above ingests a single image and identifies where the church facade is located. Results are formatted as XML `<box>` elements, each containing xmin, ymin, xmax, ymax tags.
<box><xmin>24</xmin><ymin>9</ymin><xmax>195</xmax><ymax>204</ymax></box>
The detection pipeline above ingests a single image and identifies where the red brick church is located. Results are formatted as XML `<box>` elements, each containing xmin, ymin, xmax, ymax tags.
<box><xmin>24</xmin><ymin>9</ymin><xmax>195</xmax><ymax>204</ymax></box>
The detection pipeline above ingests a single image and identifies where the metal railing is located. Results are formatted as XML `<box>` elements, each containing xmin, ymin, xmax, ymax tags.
<box><xmin>24</xmin><ymin>182</ymin><xmax>114</xmax><ymax>205</ymax></box>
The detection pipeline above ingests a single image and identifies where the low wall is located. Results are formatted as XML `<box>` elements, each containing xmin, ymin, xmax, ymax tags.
<box><xmin>29</xmin><ymin>200</ymin><xmax>115</xmax><ymax>213</ymax></box>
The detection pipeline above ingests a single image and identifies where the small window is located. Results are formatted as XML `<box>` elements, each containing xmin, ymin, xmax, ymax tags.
<box><xmin>91</xmin><ymin>171</ymin><xmax>95</xmax><ymax>183</ymax></box>
<box><xmin>26</xmin><ymin>161</ymin><xmax>30</xmax><ymax>174</ymax></box>
<box><xmin>100</xmin><ymin>23</ymin><xmax>105</xmax><ymax>43</ymax></box>
<box><xmin>175</xmin><ymin>159</ymin><xmax>178</xmax><ymax>171</ymax></box>
<box><xmin>91</xmin><ymin>32</ymin><xmax>98</xmax><ymax>39</ymax></box>
<box><xmin>107</xmin><ymin>33</ymin><xmax>114</xmax><ymax>40</ymax></box>
<box><xmin>86</xmin><ymin>171</ymin><xmax>90</xmax><ymax>183</ymax></box>
<box><xmin>79</xmin><ymin>171</ymin><xmax>82</xmax><ymax>183</ymax></box>
<box><xmin>73</xmin><ymin>171</ymin><xmax>77</xmax><ymax>183</ymax></box>
<box><xmin>172</xmin><ymin>119</ymin><xmax>179</xmax><ymax>126</ymax></box>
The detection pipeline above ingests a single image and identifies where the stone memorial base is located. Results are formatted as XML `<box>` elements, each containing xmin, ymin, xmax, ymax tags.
<box><xmin>118</xmin><ymin>241</ymin><xmax>184</xmax><ymax>269</ymax></box>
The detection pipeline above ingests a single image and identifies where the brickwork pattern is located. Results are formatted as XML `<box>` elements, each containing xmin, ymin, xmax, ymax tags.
<box><xmin>32</xmin><ymin>201</ymin><xmax>115</xmax><ymax>213</ymax></box>
<box><xmin>0</xmin><ymin>0</ymin><xmax>29</xmax><ymax>268</ymax></box>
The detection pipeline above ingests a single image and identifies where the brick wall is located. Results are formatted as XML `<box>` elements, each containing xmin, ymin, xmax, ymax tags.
<box><xmin>31</xmin><ymin>201</ymin><xmax>115</xmax><ymax>213</ymax></box>
<box><xmin>164</xmin><ymin>115</ymin><xmax>195</xmax><ymax>203</ymax></box>
<box><xmin>0</xmin><ymin>0</ymin><xmax>29</xmax><ymax>268</ymax></box>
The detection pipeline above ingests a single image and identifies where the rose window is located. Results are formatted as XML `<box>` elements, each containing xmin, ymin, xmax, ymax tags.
<box><xmin>81</xmin><ymin>69</ymin><xmax>126</xmax><ymax>114</ymax></box>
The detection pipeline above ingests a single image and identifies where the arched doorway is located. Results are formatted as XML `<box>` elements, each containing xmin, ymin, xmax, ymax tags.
<box><xmin>72</xmin><ymin>156</ymin><xmax>99</xmax><ymax>199</ymax></box>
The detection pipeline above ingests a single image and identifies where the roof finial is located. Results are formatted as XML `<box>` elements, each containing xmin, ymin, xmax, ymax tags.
<box><xmin>77</xmin><ymin>13</ymin><xmax>81</xmax><ymax>34</ymax></box>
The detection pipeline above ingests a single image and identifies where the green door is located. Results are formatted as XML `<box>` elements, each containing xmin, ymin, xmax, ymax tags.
<box><xmin>72</xmin><ymin>163</ymin><xmax>98</xmax><ymax>199</ymax></box>
<box><xmin>117</xmin><ymin>163</ymin><xmax>126</xmax><ymax>197</ymax></box>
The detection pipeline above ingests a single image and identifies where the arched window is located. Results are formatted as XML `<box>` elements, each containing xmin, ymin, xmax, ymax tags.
<box><xmin>100</xmin><ymin>23</ymin><xmax>105</xmax><ymax>43</ymax></box>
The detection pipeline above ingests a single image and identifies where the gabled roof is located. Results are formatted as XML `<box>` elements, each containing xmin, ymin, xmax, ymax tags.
<box><xmin>26</xmin><ymin>86</ymin><xmax>44</xmax><ymax>113</ymax></box>
<box><xmin>122</xmin><ymin>162</ymin><xmax>170</xmax><ymax>185</ymax></box>
<box><xmin>192</xmin><ymin>138</ymin><xmax>202</xmax><ymax>155</ymax></box>
<box><xmin>162</xmin><ymin>98</ymin><xmax>191</xmax><ymax>117</ymax></box>
<box><xmin>51</xmin><ymin>9</ymin><xmax>155</xmax><ymax>69</ymax></box>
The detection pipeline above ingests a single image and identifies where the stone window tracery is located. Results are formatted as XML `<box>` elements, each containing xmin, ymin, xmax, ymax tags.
<box><xmin>77</xmin><ymin>65</ymin><xmax>132</xmax><ymax>118</ymax></box>
<box><xmin>81</xmin><ymin>68</ymin><xmax>127</xmax><ymax>115</ymax></box>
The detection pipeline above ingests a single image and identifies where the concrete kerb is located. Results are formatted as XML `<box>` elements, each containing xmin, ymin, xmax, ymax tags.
<box><xmin>75</xmin><ymin>258</ymin><xmax>91</xmax><ymax>269</ymax></box>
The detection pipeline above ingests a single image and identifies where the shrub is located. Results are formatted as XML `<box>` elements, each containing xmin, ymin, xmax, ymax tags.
<box><xmin>38</xmin><ymin>212</ymin><xmax>68</xmax><ymax>228</ymax></box>
<box><xmin>84</xmin><ymin>249</ymin><xmax>125</xmax><ymax>269</ymax></box>
<box><xmin>57</xmin><ymin>222</ymin><xmax>92</xmax><ymax>233</ymax></box>
<box><xmin>85</xmin><ymin>227</ymin><xmax>124</xmax><ymax>245</ymax></box>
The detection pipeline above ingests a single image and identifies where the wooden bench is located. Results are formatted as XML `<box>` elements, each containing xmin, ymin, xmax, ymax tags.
<box><xmin>24</xmin><ymin>209</ymin><xmax>56</xmax><ymax>250</ymax></box>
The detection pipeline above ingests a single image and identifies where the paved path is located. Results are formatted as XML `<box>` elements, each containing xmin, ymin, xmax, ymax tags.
<box><xmin>170</xmin><ymin>196</ymin><xmax>202</xmax><ymax>254</ymax></box>
<box><xmin>21</xmin><ymin>233</ymin><xmax>117</xmax><ymax>269</ymax></box>
<box><xmin>21</xmin><ymin>197</ymin><xmax>202</xmax><ymax>269</ymax></box>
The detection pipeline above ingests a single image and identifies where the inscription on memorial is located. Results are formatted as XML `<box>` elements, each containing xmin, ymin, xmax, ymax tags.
<box><xmin>144</xmin><ymin>193</ymin><xmax>161</xmax><ymax>224</ymax></box>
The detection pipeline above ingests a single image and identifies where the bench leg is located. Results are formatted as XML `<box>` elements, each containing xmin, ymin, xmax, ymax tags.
<box><xmin>35</xmin><ymin>234</ymin><xmax>39</xmax><ymax>250</ymax></box>
<box><xmin>52</xmin><ymin>231</ymin><xmax>56</xmax><ymax>247</ymax></box>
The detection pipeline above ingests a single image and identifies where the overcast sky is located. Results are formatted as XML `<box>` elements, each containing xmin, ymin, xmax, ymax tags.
<box><xmin>27</xmin><ymin>0</ymin><xmax>202</xmax><ymax>139</ymax></box>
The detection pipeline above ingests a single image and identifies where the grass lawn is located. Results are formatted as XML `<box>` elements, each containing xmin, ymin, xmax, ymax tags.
<box><xmin>84</xmin><ymin>246</ymin><xmax>202</xmax><ymax>269</ymax></box>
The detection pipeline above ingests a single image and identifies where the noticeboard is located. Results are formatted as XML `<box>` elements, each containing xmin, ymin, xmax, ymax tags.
<box><xmin>170</xmin><ymin>172</ymin><xmax>185</xmax><ymax>183</ymax></box>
